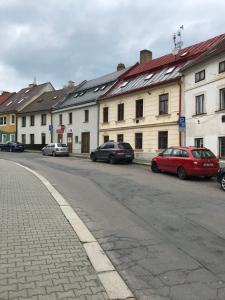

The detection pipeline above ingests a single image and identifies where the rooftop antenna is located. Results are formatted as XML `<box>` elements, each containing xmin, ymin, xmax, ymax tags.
<box><xmin>33</xmin><ymin>76</ymin><xmax>37</xmax><ymax>85</ymax></box>
<box><xmin>172</xmin><ymin>25</ymin><xmax>184</xmax><ymax>55</ymax></box>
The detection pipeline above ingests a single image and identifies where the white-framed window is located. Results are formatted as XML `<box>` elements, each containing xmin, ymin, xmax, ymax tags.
<box><xmin>194</xmin><ymin>138</ymin><xmax>204</xmax><ymax>148</ymax></box>
<box><xmin>1</xmin><ymin>134</ymin><xmax>7</xmax><ymax>143</ymax></box>
<box><xmin>219</xmin><ymin>88</ymin><xmax>225</xmax><ymax>110</ymax></box>
<box><xmin>0</xmin><ymin>115</ymin><xmax>7</xmax><ymax>126</ymax></box>
<box><xmin>10</xmin><ymin>114</ymin><xmax>15</xmax><ymax>125</ymax></box>
<box><xmin>195</xmin><ymin>94</ymin><xmax>205</xmax><ymax>115</ymax></box>
<box><xmin>10</xmin><ymin>134</ymin><xmax>15</xmax><ymax>142</ymax></box>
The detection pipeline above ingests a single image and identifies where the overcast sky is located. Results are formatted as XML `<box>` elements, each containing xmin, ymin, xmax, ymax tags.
<box><xmin>0</xmin><ymin>0</ymin><xmax>224</xmax><ymax>92</ymax></box>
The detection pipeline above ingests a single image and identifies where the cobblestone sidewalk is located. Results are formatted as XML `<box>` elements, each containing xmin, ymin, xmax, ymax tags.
<box><xmin>0</xmin><ymin>159</ymin><xmax>108</xmax><ymax>300</ymax></box>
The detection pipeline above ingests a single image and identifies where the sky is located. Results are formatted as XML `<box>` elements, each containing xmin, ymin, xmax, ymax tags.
<box><xmin>0</xmin><ymin>0</ymin><xmax>225</xmax><ymax>92</ymax></box>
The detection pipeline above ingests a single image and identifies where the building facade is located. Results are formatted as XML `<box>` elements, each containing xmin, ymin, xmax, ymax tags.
<box><xmin>181</xmin><ymin>39</ymin><xmax>225</xmax><ymax>157</ymax></box>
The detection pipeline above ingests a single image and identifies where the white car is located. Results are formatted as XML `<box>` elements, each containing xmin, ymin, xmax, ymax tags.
<box><xmin>42</xmin><ymin>143</ymin><xmax>69</xmax><ymax>157</ymax></box>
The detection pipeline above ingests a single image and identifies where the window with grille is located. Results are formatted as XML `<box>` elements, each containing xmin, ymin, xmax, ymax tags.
<box><xmin>136</xmin><ymin>99</ymin><xmax>143</xmax><ymax>118</ymax></box>
<box><xmin>158</xmin><ymin>131</ymin><xmax>168</xmax><ymax>149</ymax></box>
<box><xmin>135</xmin><ymin>132</ymin><xmax>142</xmax><ymax>149</ymax></box>
<box><xmin>159</xmin><ymin>94</ymin><xmax>168</xmax><ymax>115</ymax></box>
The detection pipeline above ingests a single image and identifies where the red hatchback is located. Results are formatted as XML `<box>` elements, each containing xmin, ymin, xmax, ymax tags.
<box><xmin>151</xmin><ymin>146</ymin><xmax>220</xmax><ymax>179</ymax></box>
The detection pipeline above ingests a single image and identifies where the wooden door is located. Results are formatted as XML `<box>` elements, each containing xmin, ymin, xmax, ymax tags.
<box><xmin>81</xmin><ymin>132</ymin><xmax>90</xmax><ymax>153</ymax></box>
<box><xmin>57</xmin><ymin>134</ymin><xmax>63</xmax><ymax>143</ymax></box>
<box><xmin>67</xmin><ymin>133</ymin><xmax>73</xmax><ymax>153</ymax></box>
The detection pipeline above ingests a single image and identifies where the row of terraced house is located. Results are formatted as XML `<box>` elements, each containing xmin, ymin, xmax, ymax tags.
<box><xmin>0</xmin><ymin>33</ymin><xmax>225</xmax><ymax>160</ymax></box>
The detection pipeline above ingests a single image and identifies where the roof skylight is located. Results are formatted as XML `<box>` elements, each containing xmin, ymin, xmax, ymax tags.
<box><xmin>144</xmin><ymin>74</ymin><xmax>153</xmax><ymax>80</ymax></box>
<box><xmin>180</xmin><ymin>51</ymin><xmax>189</xmax><ymax>57</ymax></box>
<box><xmin>52</xmin><ymin>96</ymin><xmax>57</xmax><ymax>100</ymax></box>
<box><xmin>165</xmin><ymin>67</ymin><xmax>176</xmax><ymax>74</ymax></box>
<box><xmin>6</xmin><ymin>101</ymin><xmax>12</xmax><ymax>106</ymax></box>
<box><xmin>73</xmin><ymin>93</ymin><xmax>79</xmax><ymax>98</ymax></box>
<box><xmin>120</xmin><ymin>81</ymin><xmax>129</xmax><ymax>88</ymax></box>
<box><xmin>94</xmin><ymin>87</ymin><xmax>99</xmax><ymax>92</ymax></box>
<box><xmin>25</xmin><ymin>89</ymin><xmax>30</xmax><ymax>93</ymax></box>
<box><xmin>79</xmin><ymin>91</ymin><xmax>86</xmax><ymax>96</ymax></box>
<box><xmin>100</xmin><ymin>85</ymin><xmax>106</xmax><ymax>90</ymax></box>
<box><xmin>18</xmin><ymin>98</ymin><xmax>24</xmax><ymax>104</ymax></box>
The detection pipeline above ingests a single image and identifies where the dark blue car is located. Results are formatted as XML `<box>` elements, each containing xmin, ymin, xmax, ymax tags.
<box><xmin>0</xmin><ymin>141</ymin><xmax>25</xmax><ymax>152</ymax></box>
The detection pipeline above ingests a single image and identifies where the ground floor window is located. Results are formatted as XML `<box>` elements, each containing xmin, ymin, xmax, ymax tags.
<box><xmin>30</xmin><ymin>134</ymin><xmax>35</xmax><ymax>144</ymax></box>
<box><xmin>219</xmin><ymin>137</ymin><xmax>225</xmax><ymax>158</ymax></box>
<box><xmin>135</xmin><ymin>132</ymin><xmax>143</xmax><ymax>149</ymax></box>
<box><xmin>21</xmin><ymin>134</ymin><xmax>26</xmax><ymax>144</ymax></box>
<box><xmin>1</xmin><ymin>134</ymin><xmax>7</xmax><ymax>143</ymax></box>
<box><xmin>10</xmin><ymin>134</ymin><xmax>15</xmax><ymax>142</ymax></box>
<box><xmin>158</xmin><ymin>131</ymin><xmax>168</xmax><ymax>149</ymax></box>
<box><xmin>194</xmin><ymin>138</ymin><xmax>204</xmax><ymax>148</ymax></box>
<box><xmin>75</xmin><ymin>136</ymin><xmax>79</xmax><ymax>143</ymax></box>
<box><xmin>117</xmin><ymin>134</ymin><xmax>124</xmax><ymax>142</ymax></box>
<box><xmin>104</xmin><ymin>135</ymin><xmax>109</xmax><ymax>143</ymax></box>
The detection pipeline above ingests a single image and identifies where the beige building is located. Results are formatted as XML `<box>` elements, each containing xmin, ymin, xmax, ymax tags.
<box><xmin>99</xmin><ymin>35</ymin><xmax>225</xmax><ymax>160</ymax></box>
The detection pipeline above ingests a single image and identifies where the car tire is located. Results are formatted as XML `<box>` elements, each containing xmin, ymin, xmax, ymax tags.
<box><xmin>52</xmin><ymin>151</ymin><xmax>56</xmax><ymax>157</ymax></box>
<box><xmin>220</xmin><ymin>174</ymin><xmax>225</xmax><ymax>191</ymax></box>
<box><xmin>177</xmin><ymin>166</ymin><xmax>187</xmax><ymax>180</ymax></box>
<box><xmin>42</xmin><ymin>151</ymin><xmax>45</xmax><ymax>156</ymax></box>
<box><xmin>90</xmin><ymin>153</ymin><xmax>96</xmax><ymax>162</ymax></box>
<box><xmin>109</xmin><ymin>155</ymin><xmax>116</xmax><ymax>164</ymax></box>
<box><xmin>151</xmin><ymin>162</ymin><xmax>159</xmax><ymax>173</ymax></box>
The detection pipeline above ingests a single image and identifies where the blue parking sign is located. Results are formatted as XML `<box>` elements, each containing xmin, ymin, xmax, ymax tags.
<box><xmin>178</xmin><ymin>116</ymin><xmax>185</xmax><ymax>128</ymax></box>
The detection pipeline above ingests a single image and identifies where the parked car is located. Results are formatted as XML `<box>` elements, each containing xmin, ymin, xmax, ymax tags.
<box><xmin>90</xmin><ymin>142</ymin><xmax>134</xmax><ymax>164</ymax></box>
<box><xmin>151</xmin><ymin>146</ymin><xmax>220</xmax><ymax>179</ymax></box>
<box><xmin>0</xmin><ymin>141</ymin><xmax>25</xmax><ymax>152</ymax></box>
<box><xmin>42</xmin><ymin>143</ymin><xmax>69</xmax><ymax>157</ymax></box>
<box><xmin>217</xmin><ymin>168</ymin><xmax>225</xmax><ymax>191</ymax></box>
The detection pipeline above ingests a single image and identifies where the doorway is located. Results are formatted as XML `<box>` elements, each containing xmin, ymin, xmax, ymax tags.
<box><xmin>57</xmin><ymin>134</ymin><xmax>63</xmax><ymax>143</ymax></box>
<box><xmin>81</xmin><ymin>132</ymin><xmax>90</xmax><ymax>153</ymax></box>
<box><xmin>67</xmin><ymin>133</ymin><xmax>73</xmax><ymax>153</ymax></box>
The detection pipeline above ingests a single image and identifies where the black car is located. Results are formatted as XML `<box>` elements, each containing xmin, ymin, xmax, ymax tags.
<box><xmin>0</xmin><ymin>141</ymin><xmax>25</xmax><ymax>152</ymax></box>
<box><xmin>90</xmin><ymin>142</ymin><xmax>134</xmax><ymax>164</ymax></box>
<box><xmin>217</xmin><ymin>168</ymin><xmax>225</xmax><ymax>191</ymax></box>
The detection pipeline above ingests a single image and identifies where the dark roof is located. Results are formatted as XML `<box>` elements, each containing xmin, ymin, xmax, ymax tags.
<box><xmin>101</xmin><ymin>33</ymin><xmax>225</xmax><ymax>100</ymax></box>
<box><xmin>19</xmin><ymin>88</ymin><xmax>74</xmax><ymax>114</ymax></box>
<box><xmin>0</xmin><ymin>82</ymin><xmax>54</xmax><ymax>113</ymax></box>
<box><xmin>126</xmin><ymin>33</ymin><xmax>225</xmax><ymax>78</ymax></box>
<box><xmin>180</xmin><ymin>37</ymin><xmax>225</xmax><ymax>72</ymax></box>
<box><xmin>55</xmin><ymin>68</ymin><xmax>129</xmax><ymax>109</ymax></box>
<box><xmin>0</xmin><ymin>92</ymin><xmax>15</xmax><ymax>106</ymax></box>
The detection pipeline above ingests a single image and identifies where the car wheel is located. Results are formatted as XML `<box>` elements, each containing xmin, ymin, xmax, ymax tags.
<box><xmin>52</xmin><ymin>151</ymin><xmax>56</xmax><ymax>157</ymax></box>
<box><xmin>177</xmin><ymin>166</ymin><xmax>187</xmax><ymax>180</ymax></box>
<box><xmin>221</xmin><ymin>174</ymin><xmax>225</xmax><ymax>191</ymax></box>
<box><xmin>151</xmin><ymin>162</ymin><xmax>159</xmax><ymax>173</ymax></box>
<box><xmin>109</xmin><ymin>155</ymin><xmax>116</xmax><ymax>164</ymax></box>
<box><xmin>90</xmin><ymin>153</ymin><xmax>96</xmax><ymax>162</ymax></box>
<box><xmin>42</xmin><ymin>150</ymin><xmax>45</xmax><ymax>156</ymax></box>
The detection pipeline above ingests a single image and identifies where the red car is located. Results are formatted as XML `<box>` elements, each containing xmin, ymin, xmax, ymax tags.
<box><xmin>151</xmin><ymin>146</ymin><xmax>220</xmax><ymax>179</ymax></box>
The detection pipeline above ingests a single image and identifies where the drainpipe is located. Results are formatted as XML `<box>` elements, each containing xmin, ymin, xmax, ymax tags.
<box><xmin>178</xmin><ymin>79</ymin><xmax>182</xmax><ymax>146</ymax></box>
<box><xmin>50</xmin><ymin>111</ymin><xmax>53</xmax><ymax>143</ymax></box>
<box><xmin>97</xmin><ymin>101</ymin><xmax>99</xmax><ymax>147</ymax></box>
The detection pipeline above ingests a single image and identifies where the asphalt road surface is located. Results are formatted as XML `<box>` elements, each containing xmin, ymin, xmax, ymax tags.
<box><xmin>2</xmin><ymin>151</ymin><xmax>225</xmax><ymax>300</ymax></box>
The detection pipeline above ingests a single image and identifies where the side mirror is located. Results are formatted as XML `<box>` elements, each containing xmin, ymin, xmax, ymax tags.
<box><xmin>158</xmin><ymin>152</ymin><xmax>163</xmax><ymax>156</ymax></box>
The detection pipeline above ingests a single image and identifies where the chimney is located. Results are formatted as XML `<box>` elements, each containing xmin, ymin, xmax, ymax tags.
<box><xmin>140</xmin><ymin>49</ymin><xmax>152</xmax><ymax>64</ymax></box>
<box><xmin>67</xmin><ymin>80</ymin><xmax>75</xmax><ymax>87</ymax></box>
<box><xmin>117</xmin><ymin>63</ymin><xmax>125</xmax><ymax>71</ymax></box>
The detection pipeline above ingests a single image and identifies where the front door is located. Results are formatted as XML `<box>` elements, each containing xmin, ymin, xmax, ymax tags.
<box><xmin>57</xmin><ymin>134</ymin><xmax>63</xmax><ymax>143</ymax></box>
<box><xmin>81</xmin><ymin>132</ymin><xmax>90</xmax><ymax>153</ymax></box>
<box><xmin>67</xmin><ymin>133</ymin><xmax>73</xmax><ymax>153</ymax></box>
<box><xmin>41</xmin><ymin>133</ymin><xmax>46</xmax><ymax>146</ymax></box>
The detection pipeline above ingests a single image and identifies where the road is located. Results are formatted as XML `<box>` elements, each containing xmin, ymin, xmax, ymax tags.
<box><xmin>1</xmin><ymin>151</ymin><xmax>225</xmax><ymax>300</ymax></box>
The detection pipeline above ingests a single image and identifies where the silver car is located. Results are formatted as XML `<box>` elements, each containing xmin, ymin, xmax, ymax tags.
<box><xmin>42</xmin><ymin>143</ymin><xmax>69</xmax><ymax>157</ymax></box>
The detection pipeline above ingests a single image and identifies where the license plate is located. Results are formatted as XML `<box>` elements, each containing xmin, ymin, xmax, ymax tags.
<box><xmin>203</xmin><ymin>163</ymin><xmax>213</xmax><ymax>167</ymax></box>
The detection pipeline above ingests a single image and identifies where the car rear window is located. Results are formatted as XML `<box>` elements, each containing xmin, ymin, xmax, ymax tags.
<box><xmin>192</xmin><ymin>149</ymin><xmax>215</xmax><ymax>159</ymax></box>
<box><xmin>57</xmin><ymin>144</ymin><xmax>67</xmax><ymax>147</ymax></box>
<box><xmin>118</xmin><ymin>143</ymin><xmax>132</xmax><ymax>149</ymax></box>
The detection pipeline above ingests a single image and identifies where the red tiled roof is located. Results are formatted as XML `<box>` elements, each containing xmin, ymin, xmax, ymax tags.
<box><xmin>125</xmin><ymin>33</ymin><xmax>225</xmax><ymax>78</ymax></box>
<box><xmin>0</xmin><ymin>92</ymin><xmax>15</xmax><ymax>106</ymax></box>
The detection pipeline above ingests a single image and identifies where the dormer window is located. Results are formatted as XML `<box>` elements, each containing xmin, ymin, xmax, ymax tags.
<box><xmin>100</xmin><ymin>85</ymin><xmax>106</xmax><ymax>90</ymax></box>
<box><xmin>120</xmin><ymin>81</ymin><xmax>128</xmax><ymax>88</ymax></box>
<box><xmin>73</xmin><ymin>93</ymin><xmax>78</xmax><ymax>98</ymax></box>
<box><xmin>219</xmin><ymin>61</ymin><xmax>225</xmax><ymax>73</ymax></box>
<box><xmin>94</xmin><ymin>87</ymin><xmax>99</xmax><ymax>92</ymax></box>
<box><xmin>52</xmin><ymin>96</ymin><xmax>57</xmax><ymax>100</ymax></box>
<box><xmin>195</xmin><ymin>70</ymin><xmax>205</xmax><ymax>83</ymax></box>
<box><xmin>165</xmin><ymin>67</ymin><xmax>175</xmax><ymax>74</ymax></box>
<box><xmin>144</xmin><ymin>74</ymin><xmax>153</xmax><ymax>80</ymax></box>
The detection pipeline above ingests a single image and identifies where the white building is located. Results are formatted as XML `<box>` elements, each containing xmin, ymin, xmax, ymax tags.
<box><xmin>52</xmin><ymin>66</ymin><xmax>128</xmax><ymax>154</ymax></box>
<box><xmin>181</xmin><ymin>38</ymin><xmax>225</xmax><ymax>157</ymax></box>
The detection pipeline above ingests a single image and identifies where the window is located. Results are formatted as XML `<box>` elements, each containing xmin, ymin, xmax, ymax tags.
<box><xmin>30</xmin><ymin>115</ymin><xmax>35</xmax><ymax>126</ymax></box>
<box><xmin>219</xmin><ymin>61</ymin><xmax>225</xmax><ymax>73</ymax></box>
<box><xmin>195</xmin><ymin>70</ymin><xmax>205</xmax><ymax>83</ymax></box>
<box><xmin>41</xmin><ymin>114</ymin><xmax>46</xmax><ymax>125</ymax></box>
<box><xmin>118</xmin><ymin>103</ymin><xmax>124</xmax><ymax>121</ymax></box>
<box><xmin>104</xmin><ymin>143</ymin><xmax>115</xmax><ymax>149</ymax></box>
<box><xmin>94</xmin><ymin>87</ymin><xmax>99</xmax><ymax>92</ymax></box>
<box><xmin>117</xmin><ymin>134</ymin><xmax>124</xmax><ymax>142</ymax></box>
<box><xmin>68</xmin><ymin>112</ymin><xmax>72</xmax><ymax>124</ymax></box>
<box><xmin>219</xmin><ymin>88</ymin><xmax>225</xmax><ymax>110</ymax></box>
<box><xmin>0</xmin><ymin>115</ymin><xmax>6</xmax><ymax>125</ymax></box>
<box><xmin>194</xmin><ymin>138</ymin><xmax>204</xmax><ymax>148</ymax></box>
<box><xmin>120</xmin><ymin>81</ymin><xmax>128</xmax><ymax>88</ymax></box>
<box><xmin>144</xmin><ymin>74</ymin><xmax>153</xmax><ymax>80</ymax></box>
<box><xmin>158</xmin><ymin>131</ymin><xmax>168</xmax><ymax>149</ymax></box>
<box><xmin>162</xmin><ymin>148</ymin><xmax>173</xmax><ymax>156</ymax></box>
<box><xmin>135</xmin><ymin>133</ymin><xmax>142</xmax><ymax>149</ymax></box>
<box><xmin>219</xmin><ymin>137</ymin><xmax>225</xmax><ymax>158</ymax></box>
<box><xmin>192</xmin><ymin>149</ymin><xmax>215</xmax><ymax>159</ymax></box>
<box><xmin>10</xmin><ymin>114</ymin><xmax>15</xmax><ymax>125</ymax></box>
<box><xmin>59</xmin><ymin>114</ymin><xmax>62</xmax><ymax>125</ymax></box>
<box><xmin>103</xmin><ymin>107</ymin><xmax>108</xmax><ymax>123</ymax></box>
<box><xmin>84</xmin><ymin>110</ymin><xmax>89</xmax><ymax>122</ymax></box>
<box><xmin>10</xmin><ymin>134</ymin><xmax>15</xmax><ymax>142</ymax></box>
<box><xmin>22</xmin><ymin>116</ymin><xmax>26</xmax><ymax>127</ymax></box>
<box><xmin>165</xmin><ymin>66</ymin><xmax>175</xmax><ymax>74</ymax></box>
<box><xmin>75</xmin><ymin>136</ymin><xmax>78</xmax><ymax>143</ymax></box>
<box><xmin>159</xmin><ymin>94</ymin><xmax>168</xmax><ymax>115</ymax></box>
<box><xmin>136</xmin><ymin>99</ymin><xmax>143</xmax><ymax>118</ymax></box>
<box><xmin>104</xmin><ymin>136</ymin><xmax>109</xmax><ymax>143</ymax></box>
<box><xmin>30</xmin><ymin>134</ymin><xmax>34</xmax><ymax>145</ymax></box>
<box><xmin>195</xmin><ymin>94</ymin><xmax>205</xmax><ymax>115</ymax></box>
<box><xmin>21</xmin><ymin>134</ymin><xmax>26</xmax><ymax>144</ymax></box>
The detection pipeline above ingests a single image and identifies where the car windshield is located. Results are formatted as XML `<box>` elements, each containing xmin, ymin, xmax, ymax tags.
<box><xmin>192</xmin><ymin>149</ymin><xmax>216</xmax><ymax>159</ymax></box>
<box><xmin>57</xmin><ymin>144</ymin><xmax>67</xmax><ymax>147</ymax></box>
<box><xmin>118</xmin><ymin>143</ymin><xmax>132</xmax><ymax>149</ymax></box>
